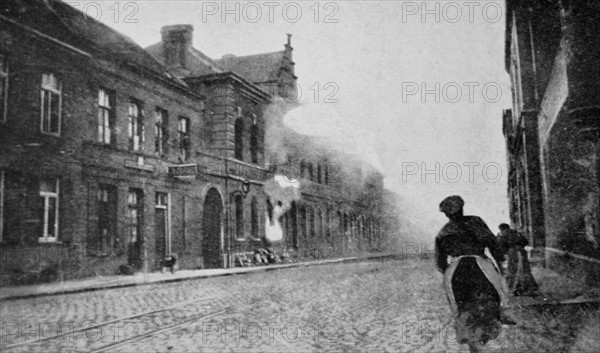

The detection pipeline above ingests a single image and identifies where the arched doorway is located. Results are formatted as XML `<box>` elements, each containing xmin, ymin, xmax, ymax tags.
<box><xmin>203</xmin><ymin>188</ymin><xmax>223</xmax><ymax>269</ymax></box>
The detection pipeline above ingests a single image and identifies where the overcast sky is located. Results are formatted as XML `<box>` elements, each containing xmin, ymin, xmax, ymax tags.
<box><xmin>71</xmin><ymin>0</ymin><xmax>512</xmax><ymax>243</ymax></box>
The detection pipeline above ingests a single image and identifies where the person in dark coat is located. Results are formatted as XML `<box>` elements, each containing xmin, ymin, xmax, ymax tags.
<box><xmin>497</xmin><ymin>223</ymin><xmax>539</xmax><ymax>296</ymax></box>
<box><xmin>435</xmin><ymin>196</ymin><xmax>514</xmax><ymax>353</ymax></box>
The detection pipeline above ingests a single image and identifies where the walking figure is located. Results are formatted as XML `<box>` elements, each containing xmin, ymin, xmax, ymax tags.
<box><xmin>435</xmin><ymin>196</ymin><xmax>514</xmax><ymax>353</ymax></box>
<box><xmin>497</xmin><ymin>223</ymin><xmax>539</xmax><ymax>296</ymax></box>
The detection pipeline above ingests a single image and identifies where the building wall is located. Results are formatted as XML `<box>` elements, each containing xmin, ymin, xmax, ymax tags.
<box><xmin>0</xmin><ymin>15</ymin><xmax>212</xmax><ymax>283</ymax></box>
<box><xmin>0</xmin><ymin>3</ymin><xmax>389</xmax><ymax>285</ymax></box>
<box><xmin>506</xmin><ymin>0</ymin><xmax>600</xmax><ymax>285</ymax></box>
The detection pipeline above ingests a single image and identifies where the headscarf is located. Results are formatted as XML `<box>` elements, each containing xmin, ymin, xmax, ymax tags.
<box><xmin>439</xmin><ymin>195</ymin><xmax>464</xmax><ymax>215</ymax></box>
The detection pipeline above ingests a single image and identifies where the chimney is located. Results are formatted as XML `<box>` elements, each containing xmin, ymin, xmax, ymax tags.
<box><xmin>161</xmin><ymin>24</ymin><xmax>194</xmax><ymax>69</ymax></box>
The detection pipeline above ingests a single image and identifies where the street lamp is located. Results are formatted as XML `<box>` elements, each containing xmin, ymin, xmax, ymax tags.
<box><xmin>242</xmin><ymin>178</ymin><xmax>251</xmax><ymax>195</ymax></box>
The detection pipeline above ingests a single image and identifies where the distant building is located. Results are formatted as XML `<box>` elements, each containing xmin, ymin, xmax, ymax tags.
<box><xmin>504</xmin><ymin>0</ymin><xmax>599</xmax><ymax>284</ymax></box>
<box><xmin>0</xmin><ymin>0</ymin><xmax>390</xmax><ymax>284</ymax></box>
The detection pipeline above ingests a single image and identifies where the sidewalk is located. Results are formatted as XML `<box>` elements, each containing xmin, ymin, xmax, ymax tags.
<box><xmin>0</xmin><ymin>255</ymin><xmax>389</xmax><ymax>301</ymax></box>
<box><xmin>507</xmin><ymin>265</ymin><xmax>600</xmax><ymax>307</ymax></box>
<box><xmin>504</xmin><ymin>266</ymin><xmax>600</xmax><ymax>353</ymax></box>
<box><xmin>3</xmin><ymin>254</ymin><xmax>598</xmax><ymax>303</ymax></box>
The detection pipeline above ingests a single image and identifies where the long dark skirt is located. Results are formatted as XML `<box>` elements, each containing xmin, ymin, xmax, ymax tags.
<box><xmin>506</xmin><ymin>247</ymin><xmax>539</xmax><ymax>295</ymax></box>
<box><xmin>451</xmin><ymin>257</ymin><xmax>502</xmax><ymax>345</ymax></box>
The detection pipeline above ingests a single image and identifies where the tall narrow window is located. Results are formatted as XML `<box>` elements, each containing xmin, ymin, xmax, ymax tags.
<box><xmin>41</xmin><ymin>73</ymin><xmax>61</xmax><ymax>135</ymax></box>
<box><xmin>290</xmin><ymin>201</ymin><xmax>298</xmax><ymax>248</ymax></box>
<box><xmin>0</xmin><ymin>170</ymin><xmax>4</xmax><ymax>242</ymax></box>
<box><xmin>326</xmin><ymin>209</ymin><xmax>331</xmax><ymax>238</ymax></box>
<box><xmin>128</xmin><ymin>100</ymin><xmax>144</xmax><ymax>151</ymax></box>
<box><xmin>344</xmin><ymin>214</ymin><xmax>349</xmax><ymax>236</ymax></box>
<box><xmin>316</xmin><ymin>209</ymin><xmax>322</xmax><ymax>238</ymax></box>
<box><xmin>250</xmin><ymin>125</ymin><xmax>259</xmax><ymax>164</ymax></box>
<box><xmin>0</xmin><ymin>56</ymin><xmax>8</xmax><ymax>123</ymax></box>
<box><xmin>234</xmin><ymin>118</ymin><xmax>244</xmax><ymax>161</ymax></box>
<box><xmin>97</xmin><ymin>88</ymin><xmax>114</xmax><ymax>144</ymax></box>
<box><xmin>235</xmin><ymin>194</ymin><xmax>244</xmax><ymax>239</ymax></box>
<box><xmin>308</xmin><ymin>162</ymin><xmax>314</xmax><ymax>181</ymax></box>
<box><xmin>317</xmin><ymin>164</ymin><xmax>322</xmax><ymax>183</ymax></box>
<box><xmin>299</xmin><ymin>205</ymin><xmax>307</xmax><ymax>239</ymax></box>
<box><xmin>178</xmin><ymin>117</ymin><xmax>190</xmax><ymax>160</ymax></box>
<box><xmin>251</xmin><ymin>197</ymin><xmax>258</xmax><ymax>238</ymax></box>
<box><xmin>300</xmin><ymin>160</ymin><xmax>306</xmax><ymax>179</ymax></box>
<box><xmin>127</xmin><ymin>189</ymin><xmax>142</xmax><ymax>245</ymax></box>
<box><xmin>155</xmin><ymin>192</ymin><xmax>170</xmax><ymax>259</ymax></box>
<box><xmin>39</xmin><ymin>178</ymin><xmax>59</xmax><ymax>242</ymax></box>
<box><xmin>98</xmin><ymin>185</ymin><xmax>117</xmax><ymax>255</ymax></box>
<box><xmin>155</xmin><ymin>108</ymin><xmax>168</xmax><ymax>156</ymax></box>
<box><xmin>308</xmin><ymin>207</ymin><xmax>315</xmax><ymax>238</ymax></box>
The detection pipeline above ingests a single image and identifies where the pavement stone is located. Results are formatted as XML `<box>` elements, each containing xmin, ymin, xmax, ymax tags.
<box><xmin>0</xmin><ymin>257</ymin><xmax>598</xmax><ymax>353</ymax></box>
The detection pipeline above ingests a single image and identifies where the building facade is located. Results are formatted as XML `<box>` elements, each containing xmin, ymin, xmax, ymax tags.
<box><xmin>0</xmin><ymin>0</ymin><xmax>388</xmax><ymax>285</ymax></box>
<box><xmin>504</xmin><ymin>0</ymin><xmax>600</xmax><ymax>284</ymax></box>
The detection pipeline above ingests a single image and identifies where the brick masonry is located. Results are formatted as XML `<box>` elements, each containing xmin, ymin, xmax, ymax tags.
<box><xmin>0</xmin><ymin>0</ymin><xmax>390</xmax><ymax>285</ymax></box>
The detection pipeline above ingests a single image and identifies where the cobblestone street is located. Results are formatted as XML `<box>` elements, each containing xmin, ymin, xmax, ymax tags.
<box><xmin>1</xmin><ymin>258</ymin><xmax>598</xmax><ymax>353</ymax></box>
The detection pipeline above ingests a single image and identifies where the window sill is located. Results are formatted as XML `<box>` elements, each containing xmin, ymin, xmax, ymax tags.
<box><xmin>40</xmin><ymin>132</ymin><xmax>61</xmax><ymax>138</ymax></box>
<box><xmin>89</xmin><ymin>142</ymin><xmax>116</xmax><ymax>150</ymax></box>
<box><xmin>94</xmin><ymin>252</ymin><xmax>115</xmax><ymax>258</ymax></box>
<box><xmin>38</xmin><ymin>238</ymin><xmax>62</xmax><ymax>244</ymax></box>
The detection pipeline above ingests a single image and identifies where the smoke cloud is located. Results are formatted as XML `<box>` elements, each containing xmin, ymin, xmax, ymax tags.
<box><xmin>264</xmin><ymin>98</ymin><xmax>384</xmax><ymax>179</ymax></box>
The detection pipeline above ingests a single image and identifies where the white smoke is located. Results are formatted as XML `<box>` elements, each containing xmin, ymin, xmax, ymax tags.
<box><xmin>263</xmin><ymin>175</ymin><xmax>301</xmax><ymax>242</ymax></box>
<box><xmin>265</xmin><ymin>203</ymin><xmax>284</xmax><ymax>242</ymax></box>
<box><xmin>282</xmin><ymin>103</ymin><xmax>384</xmax><ymax>172</ymax></box>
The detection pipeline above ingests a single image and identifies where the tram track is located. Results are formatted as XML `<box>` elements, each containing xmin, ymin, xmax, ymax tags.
<box><xmin>89</xmin><ymin>306</ymin><xmax>232</xmax><ymax>353</ymax></box>
<box><xmin>1</xmin><ymin>295</ymin><xmax>227</xmax><ymax>352</ymax></box>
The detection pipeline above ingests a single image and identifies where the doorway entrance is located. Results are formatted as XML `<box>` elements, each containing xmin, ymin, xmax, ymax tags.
<box><xmin>202</xmin><ymin>188</ymin><xmax>223</xmax><ymax>269</ymax></box>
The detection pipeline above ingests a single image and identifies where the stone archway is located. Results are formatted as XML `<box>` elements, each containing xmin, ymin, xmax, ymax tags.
<box><xmin>202</xmin><ymin>188</ymin><xmax>223</xmax><ymax>269</ymax></box>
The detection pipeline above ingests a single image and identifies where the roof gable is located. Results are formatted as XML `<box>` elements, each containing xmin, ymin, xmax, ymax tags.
<box><xmin>215</xmin><ymin>51</ymin><xmax>284</xmax><ymax>83</ymax></box>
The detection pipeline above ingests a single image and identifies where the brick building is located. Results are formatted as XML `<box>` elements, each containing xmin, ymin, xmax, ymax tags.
<box><xmin>145</xmin><ymin>22</ymin><xmax>386</xmax><ymax>262</ymax></box>
<box><xmin>0</xmin><ymin>0</ymin><xmax>388</xmax><ymax>284</ymax></box>
<box><xmin>504</xmin><ymin>0</ymin><xmax>599</xmax><ymax>284</ymax></box>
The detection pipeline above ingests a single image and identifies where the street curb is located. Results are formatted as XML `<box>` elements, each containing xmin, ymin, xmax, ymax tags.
<box><xmin>0</xmin><ymin>253</ymin><xmax>401</xmax><ymax>302</ymax></box>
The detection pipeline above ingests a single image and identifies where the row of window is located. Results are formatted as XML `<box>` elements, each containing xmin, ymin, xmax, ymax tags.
<box><xmin>86</xmin><ymin>186</ymin><xmax>172</xmax><ymax>257</ymax></box>
<box><xmin>299</xmin><ymin>160</ymin><xmax>330</xmax><ymax>184</ymax></box>
<box><xmin>0</xmin><ymin>170</ymin><xmax>172</xmax><ymax>250</ymax></box>
<box><xmin>234</xmin><ymin>118</ymin><xmax>259</xmax><ymax>164</ymax></box>
<box><xmin>234</xmin><ymin>197</ymin><xmax>379</xmax><ymax>244</ymax></box>
<box><xmin>0</xmin><ymin>170</ymin><xmax>378</xmax><ymax>249</ymax></box>
<box><xmin>0</xmin><ymin>171</ymin><xmax>59</xmax><ymax>243</ymax></box>
<box><xmin>98</xmin><ymin>88</ymin><xmax>192</xmax><ymax>160</ymax></box>
<box><xmin>1</xmin><ymin>58</ymin><xmax>262</xmax><ymax>165</ymax></box>
<box><xmin>0</xmin><ymin>60</ymin><xmax>193</xmax><ymax>159</ymax></box>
